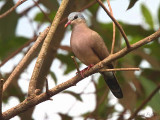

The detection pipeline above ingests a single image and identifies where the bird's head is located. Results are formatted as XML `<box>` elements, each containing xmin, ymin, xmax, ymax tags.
<box><xmin>65</xmin><ymin>12</ymin><xmax>86</xmax><ymax>28</ymax></box>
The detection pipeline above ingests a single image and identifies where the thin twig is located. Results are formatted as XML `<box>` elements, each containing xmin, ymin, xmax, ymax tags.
<box><xmin>0</xmin><ymin>0</ymin><xmax>27</xmax><ymax>19</ymax></box>
<box><xmin>96</xmin><ymin>0</ymin><xmax>131</xmax><ymax>48</ymax></box>
<box><xmin>128</xmin><ymin>84</ymin><xmax>160</xmax><ymax>120</ymax></box>
<box><xmin>0</xmin><ymin>79</ymin><xmax>4</xmax><ymax>118</ymax></box>
<box><xmin>3</xmin><ymin>27</ymin><xmax>49</xmax><ymax>92</ymax></box>
<box><xmin>99</xmin><ymin>68</ymin><xmax>140</xmax><ymax>72</ymax></box>
<box><xmin>71</xmin><ymin>56</ymin><xmax>80</xmax><ymax>73</ymax></box>
<box><xmin>32</xmin><ymin>0</ymin><xmax>52</xmax><ymax>23</ymax></box>
<box><xmin>106</xmin><ymin>0</ymin><xmax>116</xmax><ymax>54</ymax></box>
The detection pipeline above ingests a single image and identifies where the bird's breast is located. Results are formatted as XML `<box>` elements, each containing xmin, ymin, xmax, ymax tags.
<box><xmin>70</xmin><ymin>31</ymin><xmax>100</xmax><ymax>65</ymax></box>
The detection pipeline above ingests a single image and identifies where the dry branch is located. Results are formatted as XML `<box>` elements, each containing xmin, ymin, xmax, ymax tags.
<box><xmin>2</xmin><ymin>29</ymin><xmax>160</xmax><ymax>120</ymax></box>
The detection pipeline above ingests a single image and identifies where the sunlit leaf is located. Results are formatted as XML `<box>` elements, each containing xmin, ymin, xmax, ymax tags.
<box><xmin>141</xmin><ymin>4</ymin><xmax>154</xmax><ymax>29</ymax></box>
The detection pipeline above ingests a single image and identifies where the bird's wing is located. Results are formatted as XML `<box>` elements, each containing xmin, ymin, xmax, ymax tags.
<box><xmin>91</xmin><ymin>31</ymin><xmax>113</xmax><ymax>68</ymax></box>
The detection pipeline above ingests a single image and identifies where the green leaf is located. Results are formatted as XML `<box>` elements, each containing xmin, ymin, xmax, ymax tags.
<box><xmin>49</xmin><ymin>71</ymin><xmax>57</xmax><ymax>84</ymax></box>
<box><xmin>127</xmin><ymin>0</ymin><xmax>139</xmax><ymax>10</ymax></box>
<box><xmin>0</xmin><ymin>0</ymin><xmax>19</xmax><ymax>40</ymax></box>
<box><xmin>63</xmin><ymin>91</ymin><xmax>82</xmax><ymax>102</ymax></box>
<box><xmin>141</xmin><ymin>4</ymin><xmax>154</xmax><ymax>29</ymax></box>
<box><xmin>0</xmin><ymin>36</ymin><xmax>28</xmax><ymax>60</ymax></box>
<box><xmin>34</xmin><ymin>12</ymin><xmax>44</xmax><ymax>22</ymax></box>
<box><xmin>158</xmin><ymin>5</ymin><xmax>160</xmax><ymax>25</ymax></box>
<box><xmin>139</xmin><ymin>76</ymin><xmax>160</xmax><ymax>112</ymax></box>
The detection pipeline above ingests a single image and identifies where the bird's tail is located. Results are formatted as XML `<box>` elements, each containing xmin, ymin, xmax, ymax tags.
<box><xmin>101</xmin><ymin>72</ymin><xmax>123</xmax><ymax>99</ymax></box>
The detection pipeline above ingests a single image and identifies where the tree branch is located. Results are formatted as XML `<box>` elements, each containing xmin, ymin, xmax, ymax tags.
<box><xmin>2</xmin><ymin>29</ymin><xmax>160</xmax><ymax>120</ymax></box>
<box><xmin>96</xmin><ymin>0</ymin><xmax>131</xmax><ymax>48</ymax></box>
<box><xmin>28</xmin><ymin>0</ymin><xmax>70</xmax><ymax>96</ymax></box>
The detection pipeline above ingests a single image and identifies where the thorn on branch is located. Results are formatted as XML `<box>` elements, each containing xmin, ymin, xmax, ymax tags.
<box><xmin>45</xmin><ymin>78</ymin><xmax>53</xmax><ymax>101</ymax></box>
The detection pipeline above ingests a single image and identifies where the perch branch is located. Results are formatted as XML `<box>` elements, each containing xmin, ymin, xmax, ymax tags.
<box><xmin>99</xmin><ymin>68</ymin><xmax>140</xmax><ymax>72</ymax></box>
<box><xmin>2</xmin><ymin>29</ymin><xmax>160</xmax><ymax>120</ymax></box>
<box><xmin>71</xmin><ymin>56</ymin><xmax>80</xmax><ymax>73</ymax></box>
<box><xmin>96</xmin><ymin>0</ymin><xmax>130</xmax><ymax>48</ymax></box>
<box><xmin>128</xmin><ymin>84</ymin><xmax>160</xmax><ymax>120</ymax></box>
<box><xmin>3</xmin><ymin>27</ymin><xmax>49</xmax><ymax>92</ymax></box>
<box><xmin>28</xmin><ymin>0</ymin><xmax>69</xmax><ymax>96</ymax></box>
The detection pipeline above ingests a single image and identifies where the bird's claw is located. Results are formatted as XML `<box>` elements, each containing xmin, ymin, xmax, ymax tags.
<box><xmin>76</xmin><ymin>64</ymin><xmax>94</xmax><ymax>78</ymax></box>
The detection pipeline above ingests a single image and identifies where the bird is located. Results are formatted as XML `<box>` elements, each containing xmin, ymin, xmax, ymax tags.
<box><xmin>65</xmin><ymin>12</ymin><xmax>123</xmax><ymax>99</ymax></box>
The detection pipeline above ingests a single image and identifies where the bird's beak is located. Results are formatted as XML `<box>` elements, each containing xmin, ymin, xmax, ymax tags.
<box><xmin>65</xmin><ymin>20</ymin><xmax>71</xmax><ymax>28</ymax></box>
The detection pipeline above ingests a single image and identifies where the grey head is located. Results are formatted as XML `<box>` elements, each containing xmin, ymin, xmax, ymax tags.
<box><xmin>65</xmin><ymin>12</ymin><xmax>85</xmax><ymax>27</ymax></box>
<box><xmin>68</xmin><ymin>12</ymin><xmax>85</xmax><ymax>21</ymax></box>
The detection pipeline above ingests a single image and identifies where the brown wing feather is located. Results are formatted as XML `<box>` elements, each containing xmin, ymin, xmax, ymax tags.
<box><xmin>91</xmin><ymin>31</ymin><xmax>113</xmax><ymax>68</ymax></box>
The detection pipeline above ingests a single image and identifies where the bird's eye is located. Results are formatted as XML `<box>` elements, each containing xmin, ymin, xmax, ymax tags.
<box><xmin>74</xmin><ymin>15</ymin><xmax>78</xmax><ymax>19</ymax></box>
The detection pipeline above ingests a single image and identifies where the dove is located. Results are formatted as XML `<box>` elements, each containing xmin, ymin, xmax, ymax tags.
<box><xmin>65</xmin><ymin>12</ymin><xmax>123</xmax><ymax>99</ymax></box>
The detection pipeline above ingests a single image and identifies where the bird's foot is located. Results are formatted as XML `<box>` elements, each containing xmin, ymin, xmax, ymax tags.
<box><xmin>76</xmin><ymin>64</ymin><xmax>94</xmax><ymax>78</ymax></box>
